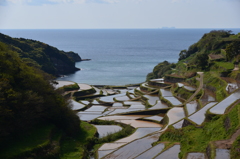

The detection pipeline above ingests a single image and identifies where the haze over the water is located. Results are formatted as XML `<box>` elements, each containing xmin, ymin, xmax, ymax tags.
<box><xmin>0</xmin><ymin>0</ymin><xmax>239</xmax><ymax>29</ymax></box>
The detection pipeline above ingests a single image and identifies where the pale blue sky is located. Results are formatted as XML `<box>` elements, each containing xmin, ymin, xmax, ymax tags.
<box><xmin>0</xmin><ymin>0</ymin><xmax>239</xmax><ymax>29</ymax></box>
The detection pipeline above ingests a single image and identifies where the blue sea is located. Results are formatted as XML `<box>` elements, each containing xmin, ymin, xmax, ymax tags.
<box><xmin>1</xmin><ymin>29</ymin><xmax>240</xmax><ymax>85</ymax></box>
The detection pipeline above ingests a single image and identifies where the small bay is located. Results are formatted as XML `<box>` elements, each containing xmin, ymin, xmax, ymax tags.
<box><xmin>1</xmin><ymin>29</ymin><xmax>240</xmax><ymax>85</ymax></box>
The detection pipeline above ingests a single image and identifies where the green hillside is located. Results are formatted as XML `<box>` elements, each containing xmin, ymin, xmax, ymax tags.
<box><xmin>0</xmin><ymin>33</ymin><xmax>81</xmax><ymax>76</ymax></box>
<box><xmin>0</xmin><ymin>42</ymin><xmax>87</xmax><ymax>158</ymax></box>
<box><xmin>147</xmin><ymin>30</ymin><xmax>240</xmax><ymax>101</ymax></box>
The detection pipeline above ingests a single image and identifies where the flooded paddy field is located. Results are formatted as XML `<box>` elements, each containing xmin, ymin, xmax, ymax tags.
<box><xmin>210</xmin><ymin>89</ymin><xmax>240</xmax><ymax>114</ymax></box>
<box><xmin>94</xmin><ymin>125</ymin><xmax>122</xmax><ymax>138</ymax></box>
<box><xmin>70</xmin><ymin>99</ymin><xmax>85</xmax><ymax>110</ymax></box>
<box><xmin>215</xmin><ymin>149</ymin><xmax>230</xmax><ymax>159</ymax></box>
<box><xmin>154</xmin><ymin>144</ymin><xmax>180</xmax><ymax>159</ymax></box>
<box><xmin>56</xmin><ymin>78</ymin><xmax>240</xmax><ymax>159</ymax></box>
<box><xmin>188</xmin><ymin>102</ymin><xmax>217</xmax><ymax>125</ymax></box>
<box><xmin>185</xmin><ymin>100</ymin><xmax>198</xmax><ymax>115</ymax></box>
<box><xmin>103</xmin><ymin>133</ymin><xmax>161</xmax><ymax>159</ymax></box>
<box><xmin>186</xmin><ymin>152</ymin><xmax>205</xmax><ymax>159</ymax></box>
<box><xmin>134</xmin><ymin>143</ymin><xmax>165</xmax><ymax>159</ymax></box>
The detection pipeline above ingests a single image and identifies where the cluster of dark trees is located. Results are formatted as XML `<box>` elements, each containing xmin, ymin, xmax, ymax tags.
<box><xmin>0</xmin><ymin>42</ymin><xmax>80</xmax><ymax>145</ymax></box>
<box><xmin>178</xmin><ymin>30</ymin><xmax>240</xmax><ymax>70</ymax></box>
<box><xmin>146</xmin><ymin>61</ymin><xmax>176</xmax><ymax>80</ymax></box>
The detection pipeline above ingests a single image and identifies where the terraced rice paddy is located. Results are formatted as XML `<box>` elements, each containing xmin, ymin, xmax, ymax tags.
<box><xmin>85</xmin><ymin>106</ymin><xmax>107</xmax><ymax>112</ymax></box>
<box><xmin>94</xmin><ymin>125</ymin><xmax>122</xmax><ymax>138</ymax></box>
<box><xmin>160</xmin><ymin>89</ymin><xmax>173</xmax><ymax>97</ymax></box>
<box><xmin>215</xmin><ymin>149</ymin><xmax>230</xmax><ymax>159</ymax></box>
<box><xmin>115</xmin><ymin>120</ymin><xmax>162</xmax><ymax>128</ymax></box>
<box><xmin>134</xmin><ymin>143</ymin><xmax>165</xmax><ymax>159</ymax></box>
<box><xmin>209</xmin><ymin>89</ymin><xmax>240</xmax><ymax>114</ymax></box>
<box><xmin>185</xmin><ymin>100</ymin><xmax>198</xmax><ymax>115</ymax></box>
<box><xmin>54</xmin><ymin>80</ymin><xmax>75</xmax><ymax>89</ymax></box>
<box><xmin>77</xmin><ymin>113</ymin><xmax>102</xmax><ymax>121</ymax></box>
<box><xmin>143</xmin><ymin>95</ymin><xmax>159</xmax><ymax>106</ymax></box>
<box><xmin>154</xmin><ymin>144</ymin><xmax>180</xmax><ymax>159</ymax></box>
<box><xmin>166</xmin><ymin>107</ymin><xmax>185</xmax><ymax>125</ymax></box>
<box><xmin>184</xmin><ymin>85</ymin><xmax>196</xmax><ymax>91</ymax></box>
<box><xmin>57</xmin><ymin>75</ymin><xmax>240</xmax><ymax>158</ymax></box>
<box><xmin>103</xmin><ymin>133</ymin><xmax>161</xmax><ymax>159</ymax></box>
<box><xmin>164</xmin><ymin>96</ymin><xmax>182</xmax><ymax>106</ymax></box>
<box><xmin>143</xmin><ymin>115</ymin><xmax>163</xmax><ymax>122</ymax></box>
<box><xmin>78</xmin><ymin>83</ymin><xmax>92</xmax><ymax>90</ymax></box>
<box><xmin>188</xmin><ymin>102</ymin><xmax>217</xmax><ymax>125</ymax></box>
<box><xmin>70</xmin><ymin>99</ymin><xmax>85</xmax><ymax>110</ymax></box>
<box><xmin>186</xmin><ymin>152</ymin><xmax>205</xmax><ymax>159</ymax></box>
<box><xmin>172</xmin><ymin>119</ymin><xmax>184</xmax><ymax>129</ymax></box>
<box><xmin>149</xmin><ymin>101</ymin><xmax>168</xmax><ymax>110</ymax></box>
<box><xmin>116</xmin><ymin>128</ymin><xmax>160</xmax><ymax>142</ymax></box>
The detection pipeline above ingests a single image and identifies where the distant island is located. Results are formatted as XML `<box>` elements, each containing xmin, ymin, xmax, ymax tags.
<box><xmin>162</xmin><ymin>27</ymin><xmax>176</xmax><ymax>29</ymax></box>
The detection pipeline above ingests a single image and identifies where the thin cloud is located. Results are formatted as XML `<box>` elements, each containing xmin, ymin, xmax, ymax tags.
<box><xmin>0</xmin><ymin>0</ymin><xmax>119</xmax><ymax>5</ymax></box>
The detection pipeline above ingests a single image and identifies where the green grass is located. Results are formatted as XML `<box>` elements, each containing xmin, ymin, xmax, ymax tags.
<box><xmin>231</xmin><ymin>135</ymin><xmax>240</xmax><ymax>158</ymax></box>
<box><xmin>203</xmin><ymin>72</ymin><xmax>228</xmax><ymax>101</ymax></box>
<box><xmin>62</xmin><ymin>83</ymin><xmax>80</xmax><ymax>91</ymax></box>
<box><xmin>60</xmin><ymin>121</ymin><xmax>97</xmax><ymax>159</ymax></box>
<box><xmin>0</xmin><ymin>124</ymin><xmax>55</xmax><ymax>159</ymax></box>
<box><xmin>213</xmin><ymin>61</ymin><xmax>234</xmax><ymax>70</ymax></box>
<box><xmin>159</xmin><ymin>103</ymin><xmax>240</xmax><ymax>158</ymax></box>
<box><xmin>90</xmin><ymin>119</ymin><xmax>135</xmax><ymax>158</ymax></box>
<box><xmin>174</xmin><ymin>87</ymin><xmax>194</xmax><ymax>101</ymax></box>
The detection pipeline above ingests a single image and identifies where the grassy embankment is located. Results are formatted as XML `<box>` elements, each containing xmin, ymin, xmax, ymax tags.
<box><xmin>60</xmin><ymin>121</ymin><xmax>97</xmax><ymax>159</ymax></box>
<box><xmin>90</xmin><ymin>119</ymin><xmax>135</xmax><ymax>158</ymax></box>
<box><xmin>0</xmin><ymin>122</ymin><xmax>98</xmax><ymax>159</ymax></box>
<box><xmin>158</xmin><ymin>103</ymin><xmax>240</xmax><ymax>158</ymax></box>
<box><xmin>0</xmin><ymin>124</ymin><xmax>61</xmax><ymax>159</ymax></box>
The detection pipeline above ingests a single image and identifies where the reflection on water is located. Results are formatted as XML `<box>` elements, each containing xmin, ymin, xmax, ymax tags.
<box><xmin>54</xmin><ymin>80</ymin><xmax>74</xmax><ymax>89</ymax></box>
<box><xmin>155</xmin><ymin>144</ymin><xmax>180</xmax><ymax>159</ymax></box>
<box><xmin>164</xmin><ymin>97</ymin><xmax>182</xmax><ymax>106</ymax></box>
<box><xmin>77</xmin><ymin>113</ymin><xmax>102</xmax><ymax>121</ymax></box>
<box><xmin>128</xmin><ymin>104</ymin><xmax>146</xmax><ymax>109</ymax></box>
<box><xmin>160</xmin><ymin>89</ymin><xmax>173</xmax><ymax>97</ymax></box>
<box><xmin>184</xmin><ymin>85</ymin><xmax>196</xmax><ymax>91</ymax></box>
<box><xmin>150</xmin><ymin>101</ymin><xmax>168</xmax><ymax>110</ymax></box>
<box><xmin>99</xmin><ymin>143</ymin><xmax>126</xmax><ymax>151</ymax></box>
<box><xmin>115</xmin><ymin>96</ymin><xmax>130</xmax><ymax>101</ymax></box>
<box><xmin>98</xmin><ymin>150</ymin><xmax>115</xmax><ymax>159</ymax></box>
<box><xmin>186</xmin><ymin>101</ymin><xmax>198</xmax><ymax>115</ymax></box>
<box><xmin>70</xmin><ymin>99</ymin><xmax>85</xmax><ymax>110</ymax></box>
<box><xmin>143</xmin><ymin>115</ymin><xmax>163</xmax><ymax>122</ymax></box>
<box><xmin>172</xmin><ymin>119</ymin><xmax>184</xmax><ymax>129</ymax></box>
<box><xmin>187</xmin><ymin>152</ymin><xmax>205</xmax><ymax>159</ymax></box>
<box><xmin>116</xmin><ymin>128</ymin><xmax>160</xmax><ymax>143</ymax></box>
<box><xmin>85</xmin><ymin>106</ymin><xmax>107</xmax><ymax>112</ymax></box>
<box><xmin>188</xmin><ymin>102</ymin><xmax>217</xmax><ymax>125</ymax></box>
<box><xmin>124</xmin><ymin>101</ymin><xmax>142</xmax><ymax>105</ymax></box>
<box><xmin>115</xmin><ymin>120</ymin><xmax>162</xmax><ymax>128</ymax></box>
<box><xmin>99</xmin><ymin>115</ymin><xmax>151</xmax><ymax>120</ymax></box>
<box><xmin>167</xmin><ymin>107</ymin><xmax>185</xmax><ymax>125</ymax></box>
<box><xmin>143</xmin><ymin>95</ymin><xmax>159</xmax><ymax>106</ymax></box>
<box><xmin>104</xmin><ymin>133</ymin><xmax>161</xmax><ymax>159</ymax></box>
<box><xmin>94</xmin><ymin>125</ymin><xmax>122</xmax><ymax>138</ymax></box>
<box><xmin>135</xmin><ymin>143</ymin><xmax>165</xmax><ymax>159</ymax></box>
<box><xmin>215</xmin><ymin>149</ymin><xmax>230</xmax><ymax>159</ymax></box>
<box><xmin>210</xmin><ymin>90</ymin><xmax>240</xmax><ymax>114</ymax></box>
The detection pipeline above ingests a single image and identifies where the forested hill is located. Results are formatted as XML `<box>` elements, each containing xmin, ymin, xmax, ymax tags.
<box><xmin>0</xmin><ymin>33</ymin><xmax>82</xmax><ymax>76</ymax></box>
<box><xmin>0</xmin><ymin>42</ymin><xmax>81</xmax><ymax>157</ymax></box>
<box><xmin>147</xmin><ymin>30</ymin><xmax>240</xmax><ymax>83</ymax></box>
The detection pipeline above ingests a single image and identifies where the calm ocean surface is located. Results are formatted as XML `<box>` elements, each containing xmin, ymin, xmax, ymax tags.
<box><xmin>1</xmin><ymin>29</ymin><xmax>240</xmax><ymax>85</ymax></box>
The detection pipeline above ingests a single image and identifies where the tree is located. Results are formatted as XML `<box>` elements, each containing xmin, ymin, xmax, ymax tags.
<box><xmin>226</xmin><ymin>41</ymin><xmax>240</xmax><ymax>62</ymax></box>
<box><xmin>178</xmin><ymin>49</ymin><xmax>187</xmax><ymax>61</ymax></box>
